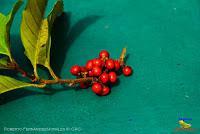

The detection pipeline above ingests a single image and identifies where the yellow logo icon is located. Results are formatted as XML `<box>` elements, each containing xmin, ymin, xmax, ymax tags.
<box><xmin>179</xmin><ymin>120</ymin><xmax>191</xmax><ymax>129</ymax></box>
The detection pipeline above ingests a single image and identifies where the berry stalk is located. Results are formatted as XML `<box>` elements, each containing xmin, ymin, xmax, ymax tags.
<box><xmin>40</xmin><ymin>77</ymin><xmax>93</xmax><ymax>85</ymax></box>
<box><xmin>119</xmin><ymin>47</ymin><xmax>126</xmax><ymax>65</ymax></box>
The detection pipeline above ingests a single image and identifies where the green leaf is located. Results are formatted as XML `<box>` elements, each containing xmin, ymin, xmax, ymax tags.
<box><xmin>20</xmin><ymin>0</ymin><xmax>63</xmax><ymax>79</ymax></box>
<box><xmin>0</xmin><ymin>75</ymin><xmax>46</xmax><ymax>94</ymax></box>
<box><xmin>0</xmin><ymin>57</ymin><xmax>11</xmax><ymax>69</ymax></box>
<box><xmin>0</xmin><ymin>0</ymin><xmax>23</xmax><ymax>61</ymax></box>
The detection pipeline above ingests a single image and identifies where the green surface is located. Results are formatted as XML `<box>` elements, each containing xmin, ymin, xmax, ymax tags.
<box><xmin>1</xmin><ymin>0</ymin><xmax>200</xmax><ymax>133</ymax></box>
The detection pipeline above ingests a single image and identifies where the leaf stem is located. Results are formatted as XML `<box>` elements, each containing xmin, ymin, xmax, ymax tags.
<box><xmin>48</xmin><ymin>66</ymin><xmax>59</xmax><ymax>80</ymax></box>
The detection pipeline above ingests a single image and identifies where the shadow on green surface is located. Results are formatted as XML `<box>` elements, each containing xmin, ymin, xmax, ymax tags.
<box><xmin>0</xmin><ymin>12</ymin><xmax>102</xmax><ymax>105</ymax></box>
<box><xmin>51</xmin><ymin>12</ymin><xmax>102</xmax><ymax>76</ymax></box>
<box><xmin>0</xmin><ymin>89</ymin><xmax>39</xmax><ymax>105</ymax></box>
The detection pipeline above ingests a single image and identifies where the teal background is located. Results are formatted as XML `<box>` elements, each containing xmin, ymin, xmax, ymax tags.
<box><xmin>1</xmin><ymin>0</ymin><xmax>200</xmax><ymax>133</ymax></box>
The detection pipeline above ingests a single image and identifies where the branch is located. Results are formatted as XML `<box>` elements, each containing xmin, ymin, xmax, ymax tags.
<box><xmin>39</xmin><ymin>47</ymin><xmax>126</xmax><ymax>86</ymax></box>
<box><xmin>11</xmin><ymin>48</ymin><xmax>126</xmax><ymax>88</ymax></box>
<box><xmin>40</xmin><ymin>77</ymin><xmax>94</xmax><ymax>85</ymax></box>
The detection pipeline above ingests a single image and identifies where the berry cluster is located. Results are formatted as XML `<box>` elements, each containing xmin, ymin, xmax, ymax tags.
<box><xmin>70</xmin><ymin>50</ymin><xmax>133</xmax><ymax>96</ymax></box>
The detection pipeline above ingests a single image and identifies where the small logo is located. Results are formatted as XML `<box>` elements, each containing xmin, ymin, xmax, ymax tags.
<box><xmin>173</xmin><ymin>117</ymin><xmax>198</xmax><ymax>133</ymax></box>
<box><xmin>179</xmin><ymin>120</ymin><xmax>191</xmax><ymax>129</ymax></box>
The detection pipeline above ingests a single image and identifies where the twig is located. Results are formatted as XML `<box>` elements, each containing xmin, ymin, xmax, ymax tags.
<box><xmin>40</xmin><ymin>77</ymin><xmax>93</xmax><ymax>85</ymax></box>
<box><xmin>119</xmin><ymin>47</ymin><xmax>126</xmax><ymax>65</ymax></box>
<box><xmin>12</xmin><ymin>48</ymin><xmax>126</xmax><ymax>87</ymax></box>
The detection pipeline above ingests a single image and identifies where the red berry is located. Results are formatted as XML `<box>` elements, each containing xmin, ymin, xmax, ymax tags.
<box><xmin>106</xmin><ymin>59</ymin><xmax>115</xmax><ymax>70</ymax></box>
<box><xmin>92</xmin><ymin>58</ymin><xmax>103</xmax><ymax>67</ymax></box>
<box><xmin>114</xmin><ymin>60</ymin><xmax>121</xmax><ymax>71</ymax></box>
<box><xmin>101</xmin><ymin>86</ymin><xmax>110</xmax><ymax>96</ymax></box>
<box><xmin>109</xmin><ymin>72</ymin><xmax>117</xmax><ymax>83</ymax></box>
<box><xmin>99</xmin><ymin>50</ymin><xmax>110</xmax><ymax>59</ymax></box>
<box><xmin>86</xmin><ymin>60</ymin><xmax>93</xmax><ymax>71</ymax></box>
<box><xmin>80</xmin><ymin>82</ymin><xmax>89</xmax><ymax>89</ymax></box>
<box><xmin>88</xmin><ymin>70</ymin><xmax>93</xmax><ymax>77</ymax></box>
<box><xmin>92</xmin><ymin>66</ymin><xmax>102</xmax><ymax>77</ymax></box>
<box><xmin>123</xmin><ymin>66</ymin><xmax>133</xmax><ymax>76</ymax></box>
<box><xmin>92</xmin><ymin>83</ymin><xmax>102</xmax><ymax>94</ymax></box>
<box><xmin>70</xmin><ymin>65</ymin><xmax>81</xmax><ymax>76</ymax></box>
<box><xmin>99</xmin><ymin>72</ymin><xmax>109</xmax><ymax>84</ymax></box>
<box><xmin>80</xmin><ymin>66</ymin><xmax>87</xmax><ymax>72</ymax></box>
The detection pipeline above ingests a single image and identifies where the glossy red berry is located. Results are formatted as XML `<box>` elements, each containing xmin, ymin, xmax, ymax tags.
<box><xmin>92</xmin><ymin>58</ymin><xmax>103</xmax><ymax>67</ymax></box>
<box><xmin>70</xmin><ymin>65</ymin><xmax>81</xmax><ymax>76</ymax></box>
<box><xmin>109</xmin><ymin>72</ymin><xmax>117</xmax><ymax>83</ymax></box>
<box><xmin>99</xmin><ymin>72</ymin><xmax>109</xmax><ymax>84</ymax></box>
<box><xmin>123</xmin><ymin>66</ymin><xmax>133</xmax><ymax>76</ymax></box>
<box><xmin>86</xmin><ymin>60</ymin><xmax>93</xmax><ymax>71</ymax></box>
<box><xmin>80</xmin><ymin>82</ymin><xmax>89</xmax><ymax>89</ymax></box>
<box><xmin>99</xmin><ymin>50</ymin><xmax>110</xmax><ymax>59</ymax></box>
<box><xmin>106</xmin><ymin>59</ymin><xmax>115</xmax><ymax>70</ymax></box>
<box><xmin>80</xmin><ymin>66</ymin><xmax>87</xmax><ymax>72</ymax></box>
<box><xmin>114</xmin><ymin>60</ymin><xmax>121</xmax><ymax>71</ymax></box>
<box><xmin>101</xmin><ymin>86</ymin><xmax>110</xmax><ymax>96</ymax></box>
<box><xmin>88</xmin><ymin>70</ymin><xmax>93</xmax><ymax>77</ymax></box>
<box><xmin>92</xmin><ymin>66</ymin><xmax>102</xmax><ymax>77</ymax></box>
<box><xmin>92</xmin><ymin>83</ymin><xmax>102</xmax><ymax>94</ymax></box>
